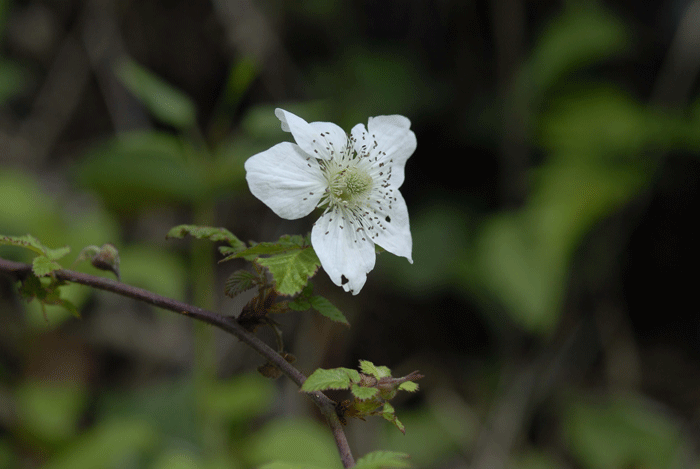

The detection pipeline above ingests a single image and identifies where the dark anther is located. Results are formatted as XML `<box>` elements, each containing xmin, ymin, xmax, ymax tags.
<box><xmin>341</xmin><ymin>275</ymin><xmax>349</xmax><ymax>285</ymax></box>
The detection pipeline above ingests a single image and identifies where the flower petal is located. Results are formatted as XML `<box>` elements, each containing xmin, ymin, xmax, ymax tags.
<box><xmin>366</xmin><ymin>190</ymin><xmax>413</xmax><ymax>263</ymax></box>
<box><xmin>366</xmin><ymin>115</ymin><xmax>417</xmax><ymax>188</ymax></box>
<box><xmin>245</xmin><ymin>142</ymin><xmax>326</xmax><ymax>220</ymax></box>
<box><xmin>275</xmin><ymin>108</ymin><xmax>349</xmax><ymax>161</ymax></box>
<box><xmin>311</xmin><ymin>209</ymin><xmax>376</xmax><ymax>294</ymax></box>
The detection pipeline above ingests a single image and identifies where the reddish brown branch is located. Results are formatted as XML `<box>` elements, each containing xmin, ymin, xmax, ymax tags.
<box><xmin>0</xmin><ymin>257</ymin><xmax>355</xmax><ymax>468</ymax></box>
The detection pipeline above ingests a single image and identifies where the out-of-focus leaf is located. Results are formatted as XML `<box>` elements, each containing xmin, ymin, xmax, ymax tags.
<box><xmin>203</xmin><ymin>373</ymin><xmax>274</xmax><ymax>424</ymax></box>
<box><xmin>564</xmin><ymin>394</ymin><xmax>687</xmax><ymax>469</ymax></box>
<box><xmin>0</xmin><ymin>59</ymin><xmax>27</xmax><ymax>105</ymax></box>
<box><xmin>75</xmin><ymin>131</ymin><xmax>206</xmax><ymax>213</ymax></box>
<box><xmin>15</xmin><ymin>381</ymin><xmax>87</xmax><ymax>444</ymax></box>
<box><xmin>524</xmin><ymin>3</ymin><xmax>631</xmax><ymax>97</ymax></box>
<box><xmin>115</xmin><ymin>58</ymin><xmax>197</xmax><ymax>130</ymax></box>
<box><xmin>150</xmin><ymin>450</ymin><xmax>203</xmax><ymax>469</ymax></box>
<box><xmin>538</xmin><ymin>86</ymin><xmax>683</xmax><ymax>156</ymax></box>
<box><xmin>355</xmin><ymin>451</ymin><xmax>410</xmax><ymax>468</ymax></box>
<box><xmin>259</xmin><ymin>463</ymin><xmax>331</xmax><ymax>469</ymax></box>
<box><xmin>41</xmin><ymin>419</ymin><xmax>157</xmax><ymax>469</ymax></box>
<box><xmin>118</xmin><ymin>245</ymin><xmax>187</xmax><ymax>302</ymax></box>
<box><xmin>378</xmin><ymin>204</ymin><xmax>471</xmax><ymax>295</ymax></box>
<box><xmin>475</xmin><ymin>157</ymin><xmax>648</xmax><ymax>334</ymax></box>
<box><xmin>222</xmin><ymin>56</ymin><xmax>258</xmax><ymax>109</ymax></box>
<box><xmin>246</xmin><ymin>418</ymin><xmax>342</xmax><ymax>469</ymax></box>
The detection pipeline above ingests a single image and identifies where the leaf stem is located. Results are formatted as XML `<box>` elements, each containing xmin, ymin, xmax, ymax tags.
<box><xmin>0</xmin><ymin>257</ymin><xmax>355</xmax><ymax>468</ymax></box>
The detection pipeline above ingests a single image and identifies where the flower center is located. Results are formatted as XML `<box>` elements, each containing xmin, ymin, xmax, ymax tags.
<box><xmin>331</xmin><ymin>167</ymin><xmax>373</xmax><ymax>203</ymax></box>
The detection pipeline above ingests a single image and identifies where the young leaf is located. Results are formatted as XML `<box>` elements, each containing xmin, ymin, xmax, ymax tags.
<box><xmin>1</xmin><ymin>234</ymin><xmax>70</xmax><ymax>262</ymax></box>
<box><xmin>359</xmin><ymin>360</ymin><xmax>392</xmax><ymax>379</ymax></box>
<box><xmin>381</xmin><ymin>403</ymin><xmax>406</xmax><ymax>434</ymax></box>
<box><xmin>75</xmin><ymin>244</ymin><xmax>121</xmax><ymax>280</ymax></box>
<box><xmin>224</xmin><ymin>269</ymin><xmax>261</xmax><ymax>298</ymax></box>
<box><xmin>32</xmin><ymin>256</ymin><xmax>63</xmax><ymax>277</ymax></box>
<box><xmin>301</xmin><ymin>368</ymin><xmax>361</xmax><ymax>392</ymax></box>
<box><xmin>351</xmin><ymin>384</ymin><xmax>379</xmax><ymax>400</ymax></box>
<box><xmin>398</xmin><ymin>382</ymin><xmax>419</xmax><ymax>393</ymax></box>
<box><xmin>308</xmin><ymin>295</ymin><xmax>349</xmax><ymax>326</ymax></box>
<box><xmin>355</xmin><ymin>451</ymin><xmax>411</xmax><ymax>469</ymax></box>
<box><xmin>166</xmin><ymin>225</ymin><xmax>244</xmax><ymax>249</ymax></box>
<box><xmin>0</xmin><ymin>234</ymin><xmax>48</xmax><ymax>256</ymax></box>
<box><xmin>256</xmin><ymin>247</ymin><xmax>321</xmax><ymax>296</ymax></box>
<box><xmin>221</xmin><ymin>235</ymin><xmax>307</xmax><ymax>262</ymax></box>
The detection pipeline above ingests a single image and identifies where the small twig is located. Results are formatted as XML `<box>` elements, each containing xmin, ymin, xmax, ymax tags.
<box><xmin>0</xmin><ymin>257</ymin><xmax>355</xmax><ymax>468</ymax></box>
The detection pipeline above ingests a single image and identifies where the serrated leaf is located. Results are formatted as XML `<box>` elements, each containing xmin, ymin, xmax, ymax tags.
<box><xmin>351</xmin><ymin>384</ymin><xmax>379</xmax><ymax>400</ymax></box>
<box><xmin>257</xmin><ymin>247</ymin><xmax>320</xmax><ymax>296</ymax></box>
<box><xmin>1</xmin><ymin>234</ymin><xmax>70</xmax><ymax>261</ymax></box>
<box><xmin>381</xmin><ymin>404</ymin><xmax>406</xmax><ymax>434</ymax></box>
<box><xmin>116</xmin><ymin>59</ymin><xmax>197</xmax><ymax>130</ymax></box>
<box><xmin>355</xmin><ymin>451</ymin><xmax>411</xmax><ymax>469</ymax></box>
<box><xmin>32</xmin><ymin>256</ymin><xmax>62</xmax><ymax>277</ymax></box>
<box><xmin>359</xmin><ymin>360</ymin><xmax>392</xmax><ymax>379</ymax></box>
<box><xmin>223</xmin><ymin>235</ymin><xmax>308</xmax><ymax>262</ymax></box>
<box><xmin>224</xmin><ymin>270</ymin><xmax>260</xmax><ymax>298</ymax></box>
<box><xmin>44</xmin><ymin>246</ymin><xmax>71</xmax><ymax>261</ymax></box>
<box><xmin>301</xmin><ymin>368</ymin><xmax>361</xmax><ymax>392</ymax></box>
<box><xmin>398</xmin><ymin>382</ymin><xmax>419</xmax><ymax>393</ymax></box>
<box><xmin>166</xmin><ymin>225</ymin><xmax>244</xmax><ymax>250</ymax></box>
<box><xmin>287</xmin><ymin>296</ymin><xmax>311</xmax><ymax>311</ymax></box>
<box><xmin>308</xmin><ymin>295</ymin><xmax>349</xmax><ymax>325</ymax></box>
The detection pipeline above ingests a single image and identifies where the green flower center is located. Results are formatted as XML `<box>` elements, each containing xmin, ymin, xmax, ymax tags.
<box><xmin>331</xmin><ymin>168</ymin><xmax>373</xmax><ymax>202</ymax></box>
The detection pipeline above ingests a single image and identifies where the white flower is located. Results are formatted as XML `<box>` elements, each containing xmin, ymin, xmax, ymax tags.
<box><xmin>245</xmin><ymin>108</ymin><xmax>416</xmax><ymax>294</ymax></box>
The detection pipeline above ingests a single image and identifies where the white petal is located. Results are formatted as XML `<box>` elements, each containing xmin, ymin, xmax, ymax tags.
<box><xmin>311</xmin><ymin>210</ymin><xmax>376</xmax><ymax>294</ymax></box>
<box><xmin>245</xmin><ymin>142</ymin><xmax>326</xmax><ymax>220</ymax></box>
<box><xmin>366</xmin><ymin>115</ymin><xmax>417</xmax><ymax>188</ymax></box>
<box><xmin>275</xmin><ymin>108</ymin><xmax>348</xmax><ymax>161</ymax></box>
<box><xmin>366</xmin><ymin>190</ymin><xmax>413</xmax><ymax>263</ymax></box>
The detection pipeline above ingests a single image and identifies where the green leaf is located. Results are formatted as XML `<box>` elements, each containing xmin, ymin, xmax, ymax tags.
<box><xmin>564</xmin><ymin>394</ymin><xmax>686</xmax><ymax>469</ymax></box>
<box><xmin>41</xmin><ymin>419</ymin><xmax>157</xmax><ymax>469</ymax></box>
<box><xmin>308</xmin><ymin>295</ymin><xmax>349</xmax><ymax>325</ymax></box>
<box><xmin>381</xmin><ymin>403</ymin><xmax>406</xmax><ymax>434</ymax></box>
<box><xmin>116</xmin><ymin>58</ymin><xmax>197</xmax><ymax>130</ymax></box>
<box><xmin>166</xmin><ymin>224</ymin><xmax>244</xmax><ymax>248</ymax></box>
<box><xmin>1</xmin><ymin>234</ymin><xmax>70</xmax><ymax>277</ymax></box>
<box><xmin>0</xmin><ymin>58</ymin><xmax>27</xmax><ymax>105</ymax></box>
<box><xmin>355</xmin><ymin>451</ymin><xmax>411</xmax><ymax>469</ymax></box>
<box><xmin>1</xmin><ymin>234</ymin><xmax>54</xmax><ymax>256</ymax></box>
<box><xmin>398</xmin><ymin>382</ymin><xmax>419</xmax><ymax>393</ymax></box>
<box><xmin>222</xmin><ymin>234</ymin><xmax>307</xmax><ymax>262</ymax></box>
<box><xmin>359</xmin><ymin>360</ymin><xmax>392</xmax><ymax>379</ymax></box>
<box><xmin>31</xmin><ymin>256</ymin><xmax>62</xmax><ymax>277</ymax></box>
<box><xmin>351</xmin><ymin>384</ymin><xmax>379</xmax><ymax>400</ymax></box>
<box><xmin>75</xmin><ymin>132</ymin><xmax>208</xmax><ymax>212</ymax></box>
<box><xmin>301</xmin><ymin>368</ymin><xmax>361</xmax><ymax>392</ymax></box>
<box><xmin>223</xmin><ymin>269</ymin><xmax>260</xmax><ymax>298</ymax></box>
<box><xmin>257</xmin><ymin>246</ymin><xmax>321</xmax><ymax>296</ymax></box>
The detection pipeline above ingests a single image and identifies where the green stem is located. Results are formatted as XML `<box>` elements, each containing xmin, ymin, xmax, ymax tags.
<box><xmin>191</xmin><ymin>201</ymin><xmax>224</xmax><ymax>457</ymax></box>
